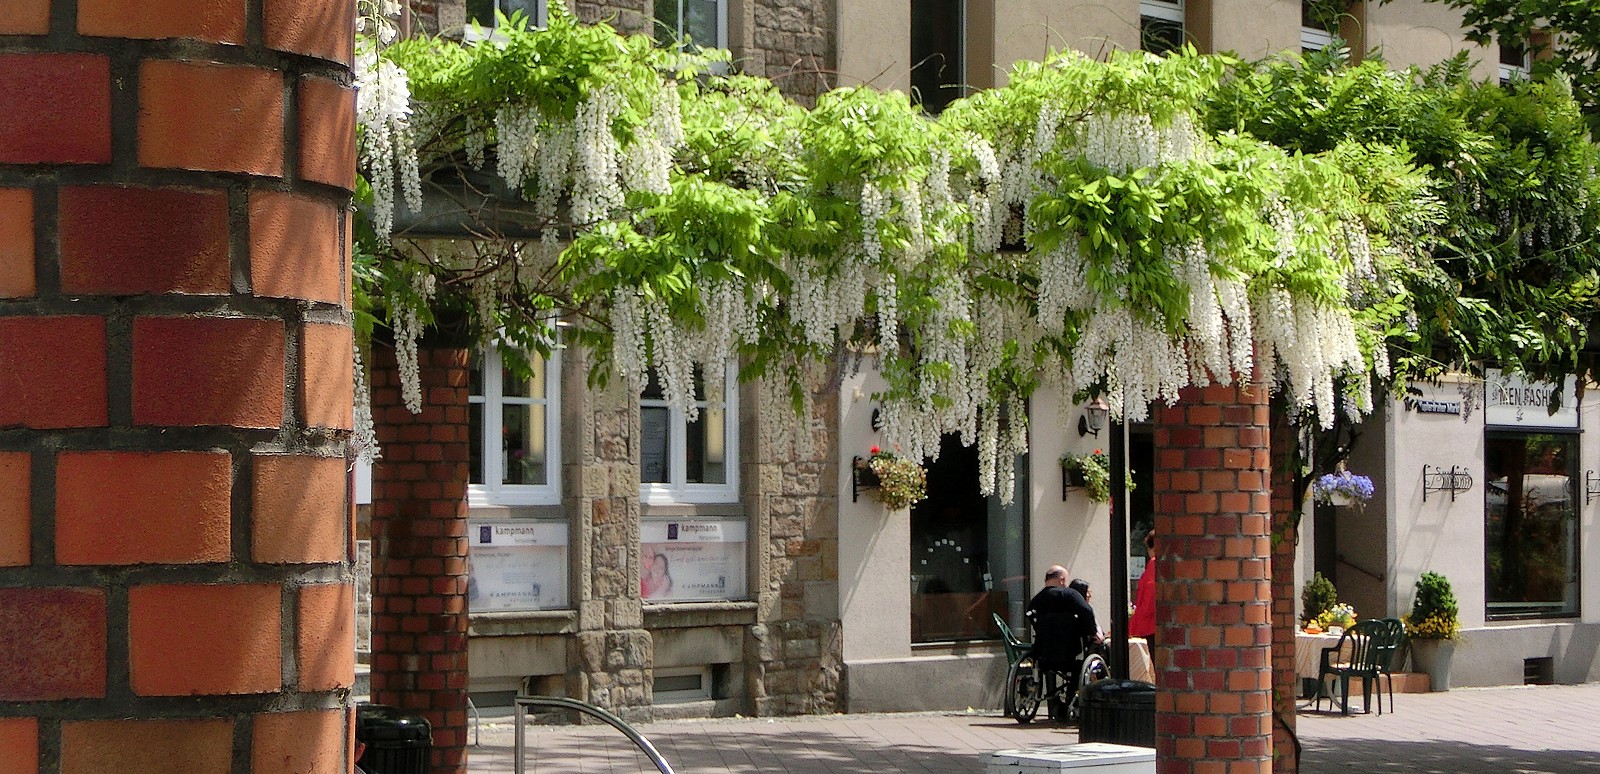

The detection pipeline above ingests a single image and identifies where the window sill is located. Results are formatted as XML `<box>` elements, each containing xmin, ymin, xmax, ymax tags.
<box><xmin>469</xmin><ymin>610</ymin><xmax>578</xmax><ymax>637</ymax></box>
<box><xmin>645</xmin><ymin>601</ymin><xmax>758</xmax><ymax>629</ymax></box>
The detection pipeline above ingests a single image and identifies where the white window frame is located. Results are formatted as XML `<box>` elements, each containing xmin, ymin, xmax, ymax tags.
<box><xmin>1300</xmin><ymin>25</ymin><xmax>1333</xmax><ymax>52</ymax></box>
<box><xmin>656</xmin><ymin>0</ymin><xmax>728</xmax><ymax>50</ymax></box>
<box><xmin>464</xmin><ymin>0</ymin><xmax>548</xmax><ymax>42</ymax></box>
<box><xmin>1499</xmin><ymin>42</ymin><xmax>1531</xmax><ymax>85</ymax></box>
<box><xmin>652</xmin><ymin>665</ymin><xmax>713</xmax><ymax>703</ymax></box>
<box><xmin>1140</xmin><ymin>0</ymin><xmax>1185</xmax><ymax>54</ymax></box>
<box><xmin>468</xmin><ymin>346</ymin><xmax>562</xmax><ymax>507</ymax></box>
<box><xmin>640</xmin><ymin>365</ymin><xmax>740</xmax><ymax>505</ymax></box>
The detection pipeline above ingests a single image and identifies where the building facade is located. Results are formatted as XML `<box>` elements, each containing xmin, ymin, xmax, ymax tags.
<box><xmin>367</xmin><ymin>0</ymin><xmax>1599</xmax><ymax>722</ymax></box>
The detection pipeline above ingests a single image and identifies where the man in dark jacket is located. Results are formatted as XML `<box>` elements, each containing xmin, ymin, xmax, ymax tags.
<box><xmin>1025</xmin><ymin>564</ymin><xmax>1098</xmax><ymax>670</ymax></box>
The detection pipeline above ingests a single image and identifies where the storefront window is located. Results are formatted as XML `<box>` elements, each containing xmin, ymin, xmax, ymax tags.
<box><xmin>640</xmin><ymin>518</ymin><xmax>747</xmax><ymax>602</ymax></box>
<box><xmin>467</xmin><ymin>520</ymin><xmax>570</xmax><ymax>612</ymax></box>
<box><xmin>910</xmin><ymin>434</ymin><xmax>1029</xmax><ymax>643</ymax></box>
<box><xmin>1485</xmin><ymin>432</ymin><xmax>1580</xmax><ymax>619</ymax></box>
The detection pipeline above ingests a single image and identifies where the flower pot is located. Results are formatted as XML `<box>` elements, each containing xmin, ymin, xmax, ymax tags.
<box><xmin>1410</xmin><ymin>638</ymin><xmax>1456</xmax><ymax>691</ymax></box>
<box><xmin>1327</xmin><ymin>491</ymin><xmax>1355</xmax><ymax>507</ymax></box>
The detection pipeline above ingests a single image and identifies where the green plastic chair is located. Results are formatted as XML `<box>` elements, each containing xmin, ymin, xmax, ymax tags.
<box><xmin>1315</xmin><ymin>617</ymin><xmax>1406</xmax><ymax>715</ymax></box>
<box><xmin>992</xmin><ymin>612</ymin><xmax>1031</xmax><ymax>668</ymax></box>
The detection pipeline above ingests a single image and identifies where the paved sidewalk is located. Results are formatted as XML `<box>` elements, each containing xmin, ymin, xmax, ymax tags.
<box><xmin>463</xmin><ymin>683</ymin><xmax>1600</xmax><ymax>773</ymax></box>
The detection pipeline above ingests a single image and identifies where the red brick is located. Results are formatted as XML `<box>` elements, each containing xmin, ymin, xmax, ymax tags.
<box><xmin>304</xmin><ymin>324</ymin><xmax>355</xmax><ymax>431</ymax></box>
<box><xmin>132</xmin><ymin>316</ymin><xmax>285</xmax><ymax>428</ymax></box>
<box><xmin>138</xmin><ymin>60</ymin><xmax>283</xmax><ymax>176</ymax></box>
<box><xmin>253</xmin><ymin>455</ymin><xmax>345</xmax><ymax>563</ymax></box>
<box><xmin>0</xmin><ymin>54</ymin><xmax>111</xmax><ymax>164</ymax></box>
<box><xmin>253</xmin><ymin>709</ymin><xmax>345</xmax><ymax>773</ymax></box>
<box><xmin>249</xmin><ymin>190</ymin><xmax>343</xmax><ymax>303</ymax></box>
<box><xmin>56</xmin><ymin>451</ymin><xmax>231</xmax><ymax>565</ymax></box>
<box><xmin>129</xmin><ymin>583</ymin><xmax>281</xmax><ymax>696</ymax></box>
<box><xmin>297</xmin><ymin>583</ymin><xmax>355</xmax><ymax>691</ymax></box>
<box><xmin>265</xmin><ymin>0</ymin><xmax>355</xmax><ymax>64</ymax></box>
<box><xmin>0</xmin><ymin>0</ymin><xmax>49</xmax><ymax>33</ymax></box>
<box><xmin>60</xmin><ymin>719</ymin><xmax>232</xmax><ymax>774</ymax></box>
<box><xmin>0</xmin><ymin>718</ymin><xmax>38</xmax><ymax>774</ymax></box>
<box><xmin>59</xmin><ymin>185</ymin><xmax>231</xmax><ymax>296</ymax></box>
<box><xmin>298</xmin><ymin>77</ymin><xmax>356</xmax><ymax>189</ymax></box>
<box><xmin>0</xmin><ymin>453</ymin><xmax>29</xmax><ymax>567</ymax></box>
<box><xmin>78</xmin><ymin>0</ymin><xmax>246</xmax><ymax>43</ymax></box>
<box><xmin>0</xmin><ymin>587</ymin><xmax>106</xmax><ymax>700</ymax></box>
<box><xmin>0</xmin><ymin>316</ymin><xmax>108</xmax><ymax>429</ymax></box>
<box><xmin>0</xmin><ymin>188</ymin><xmax>34</xmax><ymax>298</ymax></box>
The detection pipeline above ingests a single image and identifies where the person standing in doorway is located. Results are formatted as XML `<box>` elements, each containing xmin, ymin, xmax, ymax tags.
<box><xmin>1129</xmin><ymin>531</ymin><xmax>1157</xmax><ymax>643</ymax></box>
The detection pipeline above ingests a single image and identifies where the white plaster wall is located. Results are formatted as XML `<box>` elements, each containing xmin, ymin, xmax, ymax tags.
<box><xmin>1582</xmin><ymin>381</ymin><xmax>1600</xmax><ymax>627</ymax></box>
<box><xmin>837</xmin><ymin>1</ymin><xmax>911</xmax><ymax>91</ymax></box>
<box><xmin>990</xmin><ymin>0</ymin><xmax>1139</xmax><ymax>83</ymax></box>
<box><xmin>1029</xmin><ymin>388</ymin><xmax>1116</xmax><ymax>631</ymax></box>
<box><xmin>1387</xmin><ymin>379</ymin><xmax>1487</xmax><ymax>628</ymax></box>
<box><xmin>1367</xmin><ymin>0</ymin><xmax>1496</xmax><ymax>82</ymax></box>
<box><xmin>837</xmin><ymin>369</ymin><xmax>913</xmax><ymax>662</ymax></box>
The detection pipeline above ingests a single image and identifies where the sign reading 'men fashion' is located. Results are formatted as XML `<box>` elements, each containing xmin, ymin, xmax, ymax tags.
<box><xmin>640</xmin><ymin>519</ymin><xmax>747</xmax><ymax>602</ymax></box>
<box><xmin>468</xmin><ymin>520</ymin><xmax>568</xmax><ymax>612</ymax></box>
<box><xmin>1485</xmin><ymin>369</ymin><xmax>1579</xmax><ymax>429</ymax></box>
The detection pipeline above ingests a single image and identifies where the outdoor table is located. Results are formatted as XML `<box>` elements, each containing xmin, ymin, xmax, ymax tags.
<box><xmin>1294</xmin><ymin>631</ymin><xmax>1345</xmax><ymax>680</ymax></box>
<box><xmin>1128</xmin><ymin>637</ymin><xmax>1154</xmax><ymax>683</ymax></box>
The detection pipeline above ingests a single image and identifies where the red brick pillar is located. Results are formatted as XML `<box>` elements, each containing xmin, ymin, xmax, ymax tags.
<box><xmin>369</xmin><ymin>345</ymin><xmax>472</xmax><ymax>774</ymax></box>
<box><xmin>1154</xmin><ymin>382</ymin><xmax>1273</xmax><ymax>774</ymax></box>
<box><xmin>1269</xmin><ymin>406</ymin><xmax>1299</xmax><ymax>773</ymax></box>
<box><xmin>0</xmin><ymin>1</ymin><xmax>356</xmax><ymax>772</ymax></box>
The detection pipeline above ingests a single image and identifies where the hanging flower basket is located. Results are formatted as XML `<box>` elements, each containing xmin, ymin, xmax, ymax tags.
<box><xmin>855</xmin><ymin>447</ymin><xmax>927</xmax><ymax>510</ymax></box>
<box><xmin>1313</xmin><ymin>468</ymin><xmax>1374</xmax><ymax>507</ymax></box>
<box><xmin>1060</xmin><ymin>449</ymin><xmax>1111</xmax><ymax>503</ymax></box>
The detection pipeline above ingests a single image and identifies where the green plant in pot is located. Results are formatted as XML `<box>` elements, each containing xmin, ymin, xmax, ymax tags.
<box><xmin>1061</xmin><ymin>448</ymin><xmax>1111</xmax><ymax>503</ymax></box>
<box><xmin>1300</xmin><ymin>572</ymin><xmax>1338</xmax><ymax>630</ymax></box>
<box><xmin>1404</xmin><ymin>571</ymin><xmax>1461</xmax><ymax>691</ymax></box>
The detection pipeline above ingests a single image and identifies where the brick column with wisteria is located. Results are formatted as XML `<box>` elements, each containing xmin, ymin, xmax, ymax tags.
<box><xmin>1153</xmin><ymin>381</ymin><xmax>1274</xmax><ymax>774</ymax></box>
<box><xmin>0</xmin><ymin>1</ymin><xmax>357</xmax><ymax>771</ymax></box>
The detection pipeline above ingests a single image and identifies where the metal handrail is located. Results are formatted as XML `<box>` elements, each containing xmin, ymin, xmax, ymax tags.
<box><xmin>513</xmin><ymin>695</ymin><xmax>675</xmax><ymax>774</ymax></box>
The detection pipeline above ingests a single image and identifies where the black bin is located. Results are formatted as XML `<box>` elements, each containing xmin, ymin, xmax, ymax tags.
<box><xmin>1078</xmin><ymin>678</ymin><xmax>1155</xmax><ymax>747</ymax></box>
<box><xmin>356</xmin><ymin>703</ymin><xmax>432</xmax><ymax>774</ymax></box>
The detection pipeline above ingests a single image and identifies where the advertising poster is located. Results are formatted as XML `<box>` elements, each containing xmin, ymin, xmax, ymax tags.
<box><xmin>1485</xmin><ymin>369</ymin><xmax>1579</xmax><ymax>429</ymax></box>
<box><xmin>640</xmin><ymin>519</ymin><xmax>747</xmax><ymax>602</ymax></box>
<box><xmin>467</xmin><ymin>520</ymin><xmax>568</xmax><ymax>612</ymax></box>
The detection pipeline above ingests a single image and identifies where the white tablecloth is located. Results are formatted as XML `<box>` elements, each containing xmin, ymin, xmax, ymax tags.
<box><xmin>1294</xmin><ymin>632</ymin><xmax>1348</xmax><ymax>680</ymax></box>
<box><xmin>1128</xmin><ymin>637</ymin><xmax>1154</xmax><ymax>683</ymax></box>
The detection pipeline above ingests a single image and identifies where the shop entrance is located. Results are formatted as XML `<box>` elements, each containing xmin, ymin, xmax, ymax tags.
<box><xmin>909</xmin><ymin>434</ymin><xmax>1030</xmax><ymax>643</ymax></box>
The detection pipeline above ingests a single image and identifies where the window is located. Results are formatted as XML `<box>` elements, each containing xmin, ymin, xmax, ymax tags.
<box><xmin>468</xmin><ymin>520</ymin><xmax>570</xmax><ymax>612</ymax></box>
<box><xmin>654</xmin><ymin>0</ymin><xmax>727</xmax><ymax>51</ymax></box>
<box><xmin>1499</xmin><ymin>40</ymin><xmax>1531</xmax><ymax>85</ymax></box>
<box><xmin>1300</xmin><ymin>0</ymin><xmax>1336</xmax><ymax>52</ymax></box>
<box><xmin>910</xmin><ymin>434</ymin><xmax>1029</xmax><ymax>643</ymax></box>
<box><xmin>1484</xmin><ymin>432</ymin><xmax>1580</xmax><ymax>619</ymax></box>
<box><xmin>640</xmin><ymin>366</ymin><xmax>738</xmax><ymax>503</ymax></box>
<box><xmin>469</xmin><ymin>348</ymin><xmax>561</xmax><ymax>506</ymax></box>
<box><xmin>465</xmin><ymin>0</ymin><xmax>546</xmax><ymax>40</ymax></box>
<box><xmin>911</xmin><ymin>0</ymin><xmax>966</xmax><ymax>114</ymax></box>
<box><xmin>1140</xmin><ymin>0</ymin><xmax>1185</xmax><ymax>55</ymax></box>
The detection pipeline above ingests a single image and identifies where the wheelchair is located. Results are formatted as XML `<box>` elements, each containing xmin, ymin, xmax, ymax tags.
<box><xmin>1004</xmin><ymin>639</ymin><xmax>1110</xmax><ymax>724</ymax></box>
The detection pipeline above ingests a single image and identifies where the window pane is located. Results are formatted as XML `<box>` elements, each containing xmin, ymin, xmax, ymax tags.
<box><xmin>500</xmin><ymin>0</ymin><xmax>543</xmax><ymax>25</ymax></box>
<box><xmin>467</xmin><ymin>0</ymin><xmax>495</xmax><ymax>26</ymax></box>
<box><xmin>911</xmin><ymin>434</ymin><xmax>1029</xmax><ymax>643</ymax></box>
<box><xmin>1485</xmin><ymin>433</ymin><xmax>1579</xmax><ymax>618</ymax></box>
<box><xmin>469</xmin><ymin>352</ymin><xmax>485</xmax><ymax>396</ymax></box>
<box><xmin>686</xmin><ymin>403</ymin><xmax>726</xmax><ymax>484</ymax></box>
<box><xmin>910</xmin><ymin>0</ymin><xmax>964</xmax><ymax>114</ymax></box>
<box><xmin>502</xmin><ymin>353</ymin><xmax>544</xmax><ymax>399</ymax></box>
<box><xmin>654</xmin><ymin>0</ymin><xmax>679</xmax><ymax>46</ymax></box>
<box><xmin>642</xmin><ymin>369</ymin><xmax>665</xmax><ymax>400</ymax></box>
<box><xmin>684</xmin><ymin>0</ymin><xmax>719</xmax><ymax>47</ymax></box>
<box><xmin>502</xmin><ymin>403</ymin><xmax>546</xmax><ymax>485</ymax></box>
<box><xmin>641</xmin><ymin>406</ymin><xmax>672</xmax><ymax>483</ymax></box>
<box><xmin>1141</xmin><ymin>17</ymin><xmax>1184</xmax><ymax>55</ymax></box>
<box><xmin>469</xmin><ymin>402</ymin><xmax>485</xmax><ymax>485</ymax></box>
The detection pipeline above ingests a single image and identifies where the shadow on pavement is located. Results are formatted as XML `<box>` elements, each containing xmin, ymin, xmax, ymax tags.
<box><xmin>1301</xmin><ymin>738</ymin><xmax>1600</xmax><ymax>774</ymax></box>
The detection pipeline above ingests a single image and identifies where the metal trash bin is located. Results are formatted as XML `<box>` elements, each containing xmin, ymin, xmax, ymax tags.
<box><xmin>356</xmin><ymin>703</ymin><xmax>432</xmax><ymax>774</ymax></box>
<box><xmin>1078</xmin><ymin>679</ymin><xmax>1155</xmax><ymax>748</ymax></box>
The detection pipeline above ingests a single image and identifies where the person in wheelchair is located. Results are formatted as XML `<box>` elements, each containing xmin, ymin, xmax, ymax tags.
<box><xmin>1015</xmin><ymin>565</ymin><xmax>1107</xmax><ymax>721</ymax></box>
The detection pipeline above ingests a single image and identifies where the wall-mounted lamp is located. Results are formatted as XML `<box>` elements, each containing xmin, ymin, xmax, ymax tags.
<box><xmin>1077</xmin><ymin>397</ymin><xmax>1109</xmax><ymax>438</ymax></box>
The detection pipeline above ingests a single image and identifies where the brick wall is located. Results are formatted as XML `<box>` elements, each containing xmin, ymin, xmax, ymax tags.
<box><xmin>369</xmin><ymin>346</ymin><xmax>473</xmax><ymax>774</ymax></box>
<box><xmin>1269</xmin><ymin>405</ymin><xmax>1299</xmax><ymax>773</ymax></box>
<box><xmin>0</xmin><ymin>1</ymin><xmax>357</xmax><ymax>771</ymax></box>
<box><xmin>1154</xmin><ymin>382</ymin><xmax>1274</xmax><ymax>773</ymax></box>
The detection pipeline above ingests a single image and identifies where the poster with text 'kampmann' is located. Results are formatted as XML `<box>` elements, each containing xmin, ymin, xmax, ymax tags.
<box><xmin>468</xmin><ymin>520</ymin><xmax>568</xmax><ymax>612</ymax></box>
<box><xmin>640</xmin><ymin>520</ymin><xmax>747</xmax><ymax>602</ymax></box>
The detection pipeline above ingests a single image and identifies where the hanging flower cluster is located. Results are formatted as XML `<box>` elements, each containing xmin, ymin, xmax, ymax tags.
<box><xmin>355</xmin><ymin>49</ymin><xmax>421</xmax><ymax>237</ymax></box>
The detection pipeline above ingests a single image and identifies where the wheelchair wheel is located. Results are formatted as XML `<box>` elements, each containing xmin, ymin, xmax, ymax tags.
<box><xmin>1007</xmin><ymin>659</ymin><xmax>1041</xmax><ymax>724</ymax></box>
<box><xmin>1063</xmin><ymin>653</ymin><xmax>1110</xmax><ymax>722</ymax></box>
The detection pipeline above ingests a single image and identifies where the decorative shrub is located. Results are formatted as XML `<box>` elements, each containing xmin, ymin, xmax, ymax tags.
<box><xmin>1405</xmin><ymin>571</ymin><xmax>1460</xmax><ymax>639</ymax></box>
<box><xmin>1301</xmin><ymin>572</ymin><xmax>1338</xmax><ymax>626</ymax></box>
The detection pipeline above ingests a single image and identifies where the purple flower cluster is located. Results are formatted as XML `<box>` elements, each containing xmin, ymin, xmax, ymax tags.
<box><xmin>1313</xmin><ymin>470</ymin><xmax>1374</xmax><ymax>504</ymax></box>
